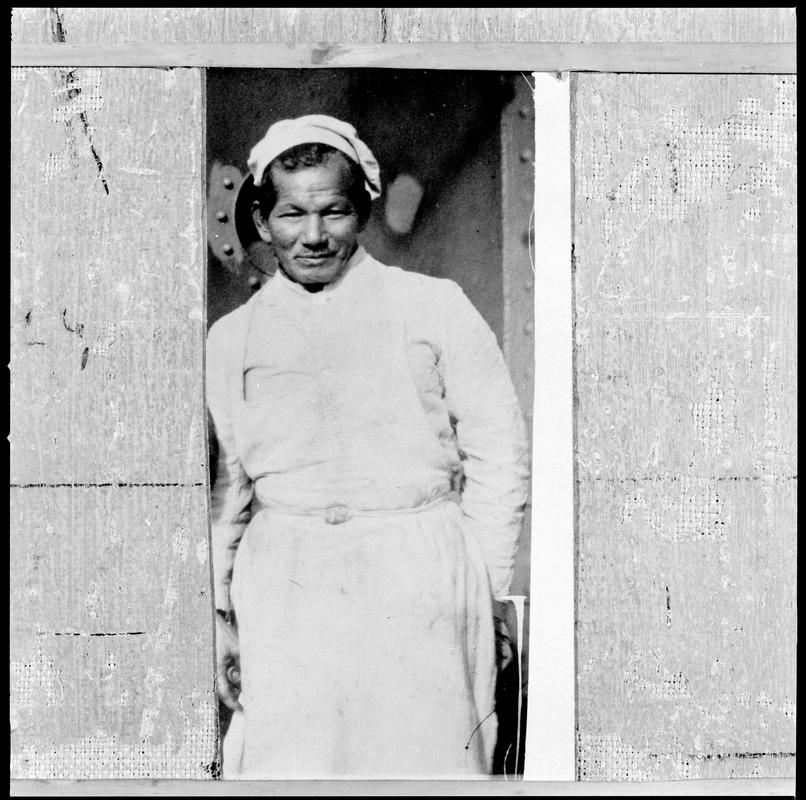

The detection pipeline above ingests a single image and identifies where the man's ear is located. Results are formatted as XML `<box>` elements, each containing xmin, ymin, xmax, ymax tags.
<box><xmin>251</xmin><ymin>201</ymin><xmax>272</xmax><ymax>245</ymax></box>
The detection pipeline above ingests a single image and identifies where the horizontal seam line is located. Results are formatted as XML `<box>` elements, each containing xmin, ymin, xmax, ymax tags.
<box><xmin>38</xmin><ymin>631</ymin><xmax>147</xmax><ymax>637</ymax></box>
<box><xmin>10</xmin><ymin>482</ymin><xmax>206</xmax><ymax>488</ymax></box>
<box><xmin>577</xmin><ymin>475</ymin><xmax>797</xmax><ymax>482</ymax></box>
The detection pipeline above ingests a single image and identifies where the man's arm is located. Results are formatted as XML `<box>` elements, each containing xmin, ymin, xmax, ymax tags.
<box><xmin>206</xmin><ymin>314</ymin><xmax>253</xmax><ymax>710</ymax></box>
<box><xmin>438</xmin><ymin>281</ymin><xmax>530</xmax><ymax>598</ymax></box>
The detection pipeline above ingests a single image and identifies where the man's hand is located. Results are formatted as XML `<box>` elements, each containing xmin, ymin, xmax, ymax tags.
<box><xmin>492</xmin><ymin>600</ymin><xmax>515</xmax><ymax>673</ymax></box>
<box><xmin>216</xmin><ymin>611</ymin><xmax>243</xmax><ymax>712</ymax></box>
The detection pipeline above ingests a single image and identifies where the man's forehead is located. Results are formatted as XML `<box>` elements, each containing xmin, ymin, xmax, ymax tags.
<box><xmin>270</xmin><ymin>160</ymin><xmax>354</xmax><ymax>199</ymax></box>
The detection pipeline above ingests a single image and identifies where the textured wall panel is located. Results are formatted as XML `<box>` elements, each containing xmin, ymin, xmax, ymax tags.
<box><xmin>10</xmin><ymin>66</ymin><xmax>214</xmax><ymax>778</ymax></box>
<box><xmin>573</xmin><ymin>74</ymin><xmax>797</xmax><ymax>780</ymax></box>
<box><xmin>384</xmin><ymin>8</ymin><xmax>795</xmax><ymax>43</ymax></box>
<box><xmin>10</xmin><ymin>487</ymin><xmax>215</xmax><ymax>778</ymax></box>
<box><xmin>11</xmin><ymin>7</ymin><xmax>795</xmax><ymax>46</ymax></box>
<box><xmin>10</xmin><ymin>7</ymin><xmax>383</xmax><ymax>43</ymax></box>
<box><xmin>10</xmin><ymin>66</ymin><xmax>206</xmax><ymax>484</ymax></box>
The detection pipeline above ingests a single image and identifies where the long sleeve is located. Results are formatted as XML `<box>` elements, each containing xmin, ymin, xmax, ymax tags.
<box><xmin>206</xmin><ymin>312</ymin><xmax>254</xmax><ymax>615</ymax></box>
<box><xmin>438</xmin><ymin>281</ymin><xmax>530</xmax><ymax>598</ymax></box>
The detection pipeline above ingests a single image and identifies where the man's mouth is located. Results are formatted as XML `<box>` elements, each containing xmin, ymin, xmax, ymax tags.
<box><xmin>297</xmin><ymin>253</ymin><xmax>335</xmax><ymax>263</ymax></box>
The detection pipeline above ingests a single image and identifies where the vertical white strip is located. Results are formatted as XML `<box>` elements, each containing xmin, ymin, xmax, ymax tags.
<box><xmin>523</xmin><ymin>71</ymin><xmax>576</xmax><ymax>781</ymax></box>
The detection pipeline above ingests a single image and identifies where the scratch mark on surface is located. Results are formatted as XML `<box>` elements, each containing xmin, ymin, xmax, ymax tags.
<box><xmin>24</xmin><ymin>310</ymin><xmax>32</xmax><ymax>325</ymax></box>
<box><xmin>49</xmin><ymin>7</ymin><xmax>66</xmax><ymax>43</ymax></box>
<box><xmin>464</xmin><ymin>707</ymin><xmax>496</xmax><ymax>750</ymax></box>
<box><xmin>119</xmin><ymin>166</ymin><xmax>161</xmax><ymax>176</ymax></box>
<box><xmin>665</xmin><ymin>585</ymin><xmax>672</xmax><ymax>627</ymax></box>
<box><xmin>66</xmin><ymin>83</ymin><xmax>111</xmax><ymax>194</ymax></box>
<box><xmin>48</xmin><ymin>10</ymin><xmax>110</xmax><ymax>197</ymax></box>
<box><xmin>502</xmin><ymin>742</ymin><xmax>514</xmax><ymax>780</ymax></box>
<box><xmin>88</xmin><ymin>141</ymin><xmax>109</xmax><ymax>192</ymax></box>
<box><xmin>80</xmin><ymin>346</ymin><xmax>90</xmax><ymax>370</ymax></box>
<box><xmin>61</xmin><ymin>309</ymin><xmax>84</xmax><ymax>338</ymax></box>
<box><xmin>380</xmin><ymin>8</ymin><xmax>388</xmax><ymax>42</ymax></box>
<box><xmin>80</xmin><ymin>118</ymin><xmax>110</xmax><ymax>195</ymax></box>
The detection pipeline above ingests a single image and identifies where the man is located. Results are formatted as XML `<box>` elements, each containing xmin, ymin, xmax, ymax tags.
<box><xmin>207</xmin><ymin>115</ymin><xmax>529</xmax><ymax>778</ymax></box>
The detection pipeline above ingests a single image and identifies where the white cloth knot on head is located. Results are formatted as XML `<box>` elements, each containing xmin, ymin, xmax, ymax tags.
<box><xmin>247</xmin><ymin>114</ymin><xmax>381</xmax><ymax>200</ymax></box>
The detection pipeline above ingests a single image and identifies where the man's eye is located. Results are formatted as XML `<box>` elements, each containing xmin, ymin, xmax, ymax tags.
<box><xmin>324</xmin><ymin>209</ymin><xmax>347</xmax><ymax>217</ymax></box>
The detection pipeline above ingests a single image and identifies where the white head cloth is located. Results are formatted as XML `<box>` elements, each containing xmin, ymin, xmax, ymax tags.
<box><xmin>247</xmin><ymin>114</ymin><xmax>381</xmax><ymax>200</ymax></box>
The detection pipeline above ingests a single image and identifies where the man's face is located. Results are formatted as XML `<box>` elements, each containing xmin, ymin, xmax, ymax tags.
<box><xmin>255</xmin><ymin>156</ymin><xmax>363</xmax><ymax>288</ymax></box>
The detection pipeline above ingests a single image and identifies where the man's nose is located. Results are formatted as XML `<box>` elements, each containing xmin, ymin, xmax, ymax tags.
<box><xmin>301</xmin><ymin>214</ymin><xmax>326</xmax><ymax>245</ymax></box>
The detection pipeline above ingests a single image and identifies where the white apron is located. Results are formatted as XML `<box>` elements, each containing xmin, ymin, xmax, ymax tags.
<box><xmin>222</xmin><ymin>262</ymin><xmax>497</xmax><ymax>779</ymax></box>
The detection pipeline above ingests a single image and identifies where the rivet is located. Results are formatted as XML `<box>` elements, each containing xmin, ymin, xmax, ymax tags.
<box><xmin>524</xmin><ymin>279</ymin><xmax>534</xmax><ymax>291</ymax></box>
<box><xmin>223</xmin><ymin>178</ymin><xmax>234</xmax><ymax>189</ymax></box>
<box><xmin>519</xmin><ymin>149</ymin><xmax>534</xmax><ymax>163</ymax></box>
<box><xmin>523</xmin><ymin>320</ymin><xmax>534</xmax><ymax>335</ymax></box>
<box><xmin>518</xmin><ymin>105</ymin><xmax>531</xmax><ymax>119</ymax></box>
<box><xmin>216</xmin><ymin>211</ymin><xmax>228</xmax><ymax>223</ymax></box>
<box><xmin>222</xmin><ymin>243</ymin><xmax>234</xmax><ymax>256</ymax></box>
